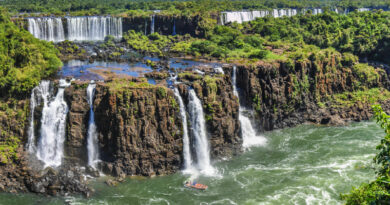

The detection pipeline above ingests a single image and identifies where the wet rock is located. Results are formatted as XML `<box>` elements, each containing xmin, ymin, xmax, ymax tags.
<box><xmin>105</xmin><ymin>179</ymin><xmax>118</xmax><ymax>187</ymax></box>
<box><xmin>86</xmin><ymin>166</ymin><xmax>100</xmax><ymax>177</ymax></box>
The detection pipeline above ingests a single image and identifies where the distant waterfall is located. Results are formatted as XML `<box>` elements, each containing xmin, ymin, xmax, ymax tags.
<box><xmin>173</xmin><ymin>88</ymin><xmax>193</xmax><ymax>171</ymax></box>
<box><xmin>67</xmin><ymin>16</ymin><xmax>122</xmax><ymax>41</ymax></box>
<box><xmin>220</xmin><ymin>8</ymin><xmax>327</xmax><ymax>24</ymax></box>
<box><xmin>172</xmin><ymin>19</ymin><xmax>176</xmax><ymax>36</ymax></box>
<box><xmin>144</xmin><ymin>19</ymin><xmax>148</xmax><ymax>35</ymax></box>
<box><xmin>232</xmin><ymin>66</ymin><xmax>267</xmax><ymax>148</ymax></box>
<box><xmin>188</xmin><ymin>89</ymin><xmax>214</xmax><ymax>174</ymax></box>
<box><xmin>358</xmin><ymin>8</ymin><xmax>370</xmax><ymax>12</ymax></box>
<box><xmin>87</xmin><ymin>82</ymin><xmax>99</xmax><ymax>168</ymax></box>
<box><xmin>27</xmin><ymin>81</ymin><xmax>51</xmax><ymax>153</ymax></box>
<box><xmin>221</xmin><ymin>10</ymin><xmax>270</xmax><ymax>24</ymax></box>
<box><xmin>36</xmin><ymin>79</ymin><xmax>71</xmax><ymax>168</ymax></box>
<box><xmin>27</xmin><ymin>16</ymin><xmax>122</xmax><ymax>42</ymax></box>
<box><xmin>27</xmin><ymin>18</ymin><xmax>65</xmax><ymax>42</ymax></box>
<box><xmin>150</xmin><ymin>15</ymin><xmax>155</xmax><ymax>34</ymax></box>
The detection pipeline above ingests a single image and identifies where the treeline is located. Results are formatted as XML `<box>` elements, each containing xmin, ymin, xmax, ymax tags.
<box><xmin>120</xmin><ymin>10</ymin><xmax>390</xmax><ymax>63</ymax></box>
<box><xmin>0</xmin><ymin>7</ymin><xmax>61</xmax><ymax>97</ymax></box>
<box><xmin>2</xmin><ymin>0</ymin><xmax>390</xmax><ymax>15</ymax></box>
<box><xmin>243</xmin><ymin>10</ymin><xmax>390</xmax><ymax>63</ymax></box>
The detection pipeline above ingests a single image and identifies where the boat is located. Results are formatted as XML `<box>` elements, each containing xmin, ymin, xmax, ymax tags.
<box><xmin>184</xmin><ymin>181</ymin><xmax>208</xmax><ymax>190</ymax></box>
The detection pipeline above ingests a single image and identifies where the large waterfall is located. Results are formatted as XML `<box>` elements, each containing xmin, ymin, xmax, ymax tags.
<box><xmin>67</xmin><ymin>16</ymin><xmax>122</xmax><ymax>41</ymax></box>
<box><xmin>173</xmin><ymin>88</ymin><xmax>193</xmax><ymax>172</ymax></box>
<box><xmin>27</xmin><ymin>81</ymin><xmax>51</xmax><ymax>153</ymax></box>
<box><xmin>27</xmin><ymin>16</ymin><xmax>122</xmax><ymax>42</ymax></box>
<box><xmin>87</xmin><ymin>82</ymin><xmax>99</xmax><ymax>168</ymax></box>
<box><xmin>36</xmin><ymin>79</ymin><xmax>71</xmax><ymax>168</ymax></box>
<box><xmin>221</xmin><ymin>8</ymin><xmax>325</xmax><ymax>24</ymax></box>
<box><xmin>232</xmin><ymin>66</ymin><xmax>267</xmax><ymax>148</ymax></box>
<box><xmin>187</xmin><ymin>89</ymin><xmax>214</xmax><ymax>175</ymax></box>
<box><xmin>27</xmin><ymin>18</ymin><xmax>65</xmax><ymax>42</ymax></box>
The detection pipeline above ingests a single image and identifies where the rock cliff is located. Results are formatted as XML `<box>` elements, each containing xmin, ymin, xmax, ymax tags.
<box><xmin>234</xmin><ymin>52</ymin><xmax>390</xmax><ymax>130</ymax></box>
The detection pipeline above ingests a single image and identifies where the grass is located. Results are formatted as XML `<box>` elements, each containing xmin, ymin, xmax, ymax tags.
<box><xmin>0</xmin><ymin>136</ymin><xmax>20</xmax><ymax>164</ymax></box>
<box><xmin>331</xmin><ymin>88</ymin><xmax>390</xmax><ymax>108</ymax></box>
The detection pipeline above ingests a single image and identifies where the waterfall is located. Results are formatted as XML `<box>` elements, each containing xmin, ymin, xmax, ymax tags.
<box><xmin>150</xmin><ymin>15</ymin><xmax>155</xmax><ymax>34</ymax></box>
<box><xmin>187</xmin><ymin>89</ymin><xmax>214</xmax><ymax>174</ymax></box>
<box><xmin>221</xmin><ymin>9</ymin><xmax>300</xmax><ymax>24</ymax></box>
<box><xmin>67</xmin><ymin>16</ymin><xmax>122</xmax><ymax>41</ymax></box>
<box><xmin>27</xmin><ymin>16</ymin><xmax>122</xmax><ymax>42</ymax></box>
<box><xmin>87</xmin><ymin>82</ymin><xmax>99</xmax><ymax>168</ymax></box>
<box><xmin>172</xmin><ymin>19</ymin><xmax>176</xmax><ymax>36</ymax></box>
<box><xmin>232</xmin><ymin>66</ymin><xmax>267</xmax><ymax>148</ymax></box>
<box><xmin>36</xmin><ymin>79</ymin><xmax>71</xmax><ymax>168</ymax></box>
<box><xmin>358</xmin><ymin>8</ymin><xmax>370</xmax><ymax>12</ymax></box>
<box><xmin>27</xmin><ymin>81</ymin><xmax>51</xmax><ymax>153</ymax></box>
<box><xmin>173</xmin><ymin>88</ymin><xmax>193</xmax><ymax>171</ymax></box>
<box><xmin>27</xmin><ymin>18</ymin><xmax>65</xmax><ymax>42</ymax></box>
<box><xmin>144</xmin><ymin>19</ymin><xmax>148</xmax><ymax>35</ymax></box>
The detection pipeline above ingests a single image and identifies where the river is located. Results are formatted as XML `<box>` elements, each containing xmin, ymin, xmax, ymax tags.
<box><xmin>0</xmin><ymin>121</ymin><xmax>382</xmax><ymax>205</ymax></box>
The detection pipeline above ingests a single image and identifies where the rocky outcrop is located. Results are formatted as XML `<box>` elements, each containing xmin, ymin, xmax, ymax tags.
<box><xmin>177</xmin><ymin>74</ymin><xmax>242</xmax><ymax>158</ymax></box>
<box><xmin>61</xmin><ymin>77</ymin><xmax>242</xmax><ymax>177</ymax></box>
<box><xmin>234</xmin><ymin>53</ymin><xmax>390</xmax><ymax>130</ymax></box>
<box><xmin>93</xmin><ymin>84</ymin><xmax>183</xmax><ymax>176</ymax></box>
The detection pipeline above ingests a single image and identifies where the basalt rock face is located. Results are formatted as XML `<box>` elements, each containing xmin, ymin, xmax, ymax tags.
<box><xmin>64</xmin><ymin>84</ymin><xmax>90</xmax><ymax>165</ymax></box>
<box><xmin>177</xmin><ymin>73</ymin><xmax>242</xmax><ymax>158</ymax></box>
<box><xmin>235</xmin><ymin>55</ymin><xmax>390</xmax><ymax>130</ymax></box>
<box><xmin>123</xmin><ymin>15</ymin><xmax>204</xmax><ymax>37</ymax></box>
<box><xmin>93</xmin><ymin>84</ymin><xmax>183</xmax><ymax>176</ymax></box>
<box><xmin>62</xmin><ymin>77</ymin><xmax>242</xmax><ymax>176</ymax></box>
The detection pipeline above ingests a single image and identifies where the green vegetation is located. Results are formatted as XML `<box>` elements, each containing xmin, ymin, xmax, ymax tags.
<box><xmin>123</xmin><ymin>31</ymin><xmax>172</xmax><ymax>56</ymax></box>
<box><xmin>246</xmin><ymin>11</ymin><xmax>390</xmax><ymax>63</ymax></box>
<box><xmin>331</xmin><ymin>88</ymin><xmax>390</xmax><ymax>108</ymax></box>
<box><xmin>0</xmin><ymin>7</ymin><xmax>62</xmax><ymax>97</ymax></box>
<box><xmin>0</xmin><ymin>136</ymin><xmax>20</xmax><ymax>164</ymax></box>
<box><xmin>106</xmin><ymin>79</ymin><xmax>156</xmax><ymax>91</ymax></box>
<box><xmin>341</xmin><ymin>105</ymin><xmax>390</xmax><ymax>204</ymax></box>
<box><xmin>2</xmin><ymin>0</ymin><xmax>389</xmax><ymax>16</ymax></box>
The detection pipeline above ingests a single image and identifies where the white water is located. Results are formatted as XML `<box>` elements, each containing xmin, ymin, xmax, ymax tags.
<box><xmin>173</xmin><ymin>88</ymin><xmax>193</xmax><ymax>172</ymax></box>
<box><xmin>232</xmin><ymin>66</ymin><xmax>267</xmax><ymax>148</ymax></box>
<box><xmin>187</xmin><ymin>89</ymin><xmax>214</xmax><ymax>175</ymax></box>
<box><xmin>358</xmin><ymin>8</ymin><xmax>371</xmax><ymax>12</ymax></box>
<box><xmin>27</xmin><ymin>16</ymin><xmax>122</xmax><ymax>42</ymax></box>
<box><xmin>27</xmin><ymin>81</ymin><xmax>51</xmax><ymax>153</ymax></box>
<box><xmin>36</xmin><ymin>79</ymin><xmax>71</xmax><ymax>168</ymax></box>
<box><xmin>150</xmin><ymin>15</ymin><xmax>155</xmax><ymax>34</ymax></box>
<box><xmin>221</xmin><ymin>8</ymin><xmax>325</xmax><ymax>24</ymax></box>
<box><xmin>27</xmin><ymin>18</ymin><xmax>65</xmax><ymax>42</ymax></box>
<box><xmin>67</xmin><ymin>16</ymin><xmax>122</xmax><ymax>41</ymax></box>
<box><xmin>87</xmin><ymin>82</ymin><xmax>99</xmax><ymax>168</ymax></box>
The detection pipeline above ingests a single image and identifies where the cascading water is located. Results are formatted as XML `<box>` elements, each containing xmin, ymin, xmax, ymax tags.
<box><xmin>172</xmin><ymin>19</ymin><xmax>176</xmax><ymax>36</ymax></box>
<box><xmin>173</xmin><ymin>88</ymin><xmax>193</xmax><ymax>172</ymax></box>
<box><xmin>27</xmin><ymin>18</ymin><xmax>65</xmax><ymax>42</ymax></box>
<box><xmin>27</xmin><ymin>81</ymin><xmax>51</xmax><ymax>153</ymax></box>
<box><xmin>27</xmin><ymin>16</ymin><xmax>122</xmax><ymax>42</ymax></box>
<box><xmin>232</xmin><ymin>66</ymin><xmax>267</xmax><ymax>148</ymax></box>
<box><xmin>67</xmin><ymin>16</ymin><xmax>122</xmax><ymax>41</ymax></box>
<box><xmin>87</xmin><ymin>81</ymin><xmax>99</xmax><ymax>169</ymax></box>
<box><xmin>36</xmin><ymin>79</ymin><xmax>71</xmax><ymax>168</ymax></box>
<box><xmin>187</xmin><ymin>89</ymin><xmax>214</xmax><ymax>175</ymax></box>
<box><xmin>150</xmin><ymin>15</ymin><xmax>155</xmax><ymax>34</ymax></box>
<box><xmin>220</xmin><ymin>8</ymin><xmax>331</xmax><ymax>24</ymax></box>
